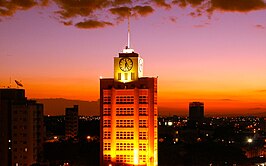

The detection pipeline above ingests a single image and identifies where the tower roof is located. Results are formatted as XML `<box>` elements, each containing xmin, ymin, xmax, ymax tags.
<box><xmin>119</xmin><ymin>52</ymin><xmax>139</xmax><ymax>57</ymax></box>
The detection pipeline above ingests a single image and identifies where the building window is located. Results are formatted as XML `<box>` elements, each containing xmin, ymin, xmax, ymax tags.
<box><xmin>116</xmin><ymin>120</ymin><xmax>134</xmax><ymax>128</ymax></box>
<box><xmin>139</xmin><ymin>107</ymin><xmax>147</xmax><ymax>116</ymax></box>
<box><xmin>104</xmin><ymin>154</ymin><xmax>111</xmax><ymax>161</ymax></box>
<box><xmin>154</xmin><ymin>107</ymin><xmax>158</xmax><ymax>116</ymax></box>
<box><xmin>124</xmin><ymin>73</ymin><xmax>128</xmax><ymax>80</ymax></box>
<box><xmin>116</xmin><ymin>131</ymin><xmax>134</xmax><ymax>139</ymax></box>
<box><xmin>116</xmin><ymin>155</ymin><xmax>133</xmax><ymax>163</ymax></box>
<box><xmin>103</xmin><ymin>120</ymin><xmax>111</xmax><ymax>127</ymax></box>
<box><xmin>154</xmin><ymin>94</ymin><xmax>157</xmax><ymax>104</ymax></box>
<box><xmin>116</xmin><ymin>96</ymin><xmax>134</xmax><ymax>104</ymax></box>
<box><xmin>154</xmin><ymin>128</ymin><xmax>158</xmax><ymax>139</ymax></box>
<box><xmin>116</xmin><ymin>142</ymin><xmax>134</xmax><ymax>151</ymax></box>
<box><xmin>139</xmin><ymin>96</ymin><xmax>148</xmax><ymax>104</ymax></box>
<box><xmin>116</xmin><ymin>107</ymin><xmax>134</xmax><ymax>116</ymax></box>
<box><xmin>104</xmin><ymin>96</ymin><xmax>111</xmax><ymax>104</ymax></box>
<box><xmin>103</xmin><ymin>131</ymin><xmax>111</xmax><ymax>139</ymax></box>
<box><xmin>139</xmin><ymin>132</ymin><xmax>147</xmax><ymax>140</ymax></box>
<box><xmin>154</xmin><ymin>119</ymin><xmax>158</xmax><ymax>127</ymax></box>
<box><xmin>118</xmin><ymin>73</ymin><xmax>121</xmax><ymax>80</ymax></box>
<box><xmin>103</xmin><ymin>107</ymin><xmax>111</xmax><ymax>116</ymax></box>
<box><xmin>139</xmin><ymin>155</ymin><xmax>146</xmax><ymax>162</ymax></box>
<box><xmin>139</xmin><ymin>143</ymin><xmax>147</xmax><ymax>151</ymax></box>
<box><xmin>104</xmin><ymin>142</ymin><xmax>111</xmax><ymax>151</ymax></box>
<box><xmin>139</xmin><ymin>120</ymin><xmax>147</xmax><ymax>128</ymax></box>
<box><xmin>131</xmin><ymin>73</ymin><xmax>135</xmax><ymax>80</ymax></box>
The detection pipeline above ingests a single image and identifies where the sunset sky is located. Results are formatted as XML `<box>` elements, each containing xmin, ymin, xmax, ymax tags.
<box><xmin>0</xmin><ymin>0</ymin><xmax>266</xmax><ymax>115</ymax></box>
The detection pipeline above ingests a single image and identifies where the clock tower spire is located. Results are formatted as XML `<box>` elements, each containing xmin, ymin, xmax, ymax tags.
<box><xmin>123</xmin><ymin>11</ymin><xmax>134</xmax><ymax>54</ymax></box>
<box><xmin>127</xmin><ymin>13</ymin><xmax>130</xmax><ymax>49</ymax></box>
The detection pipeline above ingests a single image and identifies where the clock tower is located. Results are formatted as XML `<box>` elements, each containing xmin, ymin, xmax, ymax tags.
<box><xmin>114</xmin><ymin>47</ymin><xmax>143</xmax><ymax>83</ymax></box>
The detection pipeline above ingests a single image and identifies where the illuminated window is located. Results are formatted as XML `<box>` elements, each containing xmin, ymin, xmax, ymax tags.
<box><xmin>139</xmin><ymin>107</ymin><xmax>147</xmax><ymax>116</ymax></box>
<box><xmin>104</xmin><ymin>96</ymin><xmax>111</xmax><ymax>104</ymax></box>
<box><xmin>118</xmin><ymin>73</ymin><xmax>121</xmax><ymax>80</ymax></box>
<box><xmin>124</xmin><ymin>73</ymin><xmax>128</xmax><ymax>80</ymax></box>
<box><xmin>116</xmin><ymin>142</ymin><xmax>134</xmax><ymax>151</ymax></box>
<box><xmin>104</xmin><ymin>142</ymin><xmax>111</xmax><ymax>151</ymax></box>
<box><xmin>139</xmin><ymin>96</ymin><xmax>148</xmax><ymax>104</ymax></box>
<box><xmin>103</xmin><ymin>131</ymin><xmax>111</xmax><ymax>139</ymax></box>
<box><xmin>154</xmin><ymin>94</ymin><xmax>157</xmax><ymax>104</ymax></box>
<box><xmin>116</xmin><ymin>107</ymin><xmax>134</xmax><ymax>116</ymax></box>
<box><xmin>154</xmin><ymin>119</ymin><xmax>158</xmax><ymax>127</ymax></box>
<box><xmin>139</xmin><ymin>155</ymin><xmax>146</xmax><ymax>162</ymax></box>
<box><xmin>103</xmin><ymin>107</ymin><xmax>111</xmax><ymax>116</ymax></box>
<box><xmin>154</xmin><ymin>128</ymin><xmax>158</xmax><ymax>139</ymax></box>
<box><xmin>116</xmin><ymin>96</ymin><xmax>134</xmax><ymax>104</ymax></box>
<box><xmin>116</xmin><ymin>131</ymin><xmax>134</xmax><ymax>139</ymax></box>
<box><xmin>139</xmin><ymin>120</ymin><xmax>147</xmax><ymax>128</ymax></box>
<box><xmin>154</xmin><ymin>107</ymin><xmax>158</xmax><ymax>116</ymax></box>
<box><xmin>139</xmin><ymin>132</ymin><xmax>147</xmax><ymax>140</ymax></box>
<box><xmin>103</xmin><ymin>120</ymin><xmax>111</xmax><ymax>127</ymax></box>
<box><xmin>154</xmin><ymin>81</ymin><xmax>157</xmax><ymax>92</ymax></box>
<box><xmin>116</xmin><ymin>120</ymin><xmax>134</xmax><ymax>128</ymax></box>
<box><xmin>116</xmin><ymin>155</ymin><xmax>133</xmax><ymax>163</ymax></box>
<box><xmin>131</xmin><ymin>73</ymin><xmax>135</xmax><ymax>80</ymax></box>
<box><xmin>139</xmin><ymin>143</ymin><xmax>147</xmax><ymax>151</ymax></box>
<box><xmin>104</xmin><ymin>154</ymin><xmax>111</xmax><ymax>161</ymax></box>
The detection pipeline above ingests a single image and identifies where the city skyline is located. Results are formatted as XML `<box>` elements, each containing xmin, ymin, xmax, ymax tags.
<box><xmin>0</xmin><ymin>0</ymin><xmax>266</xmax><ymax>115</ymax></box>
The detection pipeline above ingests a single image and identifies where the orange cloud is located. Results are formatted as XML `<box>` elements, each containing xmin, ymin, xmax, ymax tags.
<box><xmin>133</xmin><ymin>5</ymin><xmax>154</xmax><ymax>16</ymax></box>
<box><xmin>1</xmin><ymin>0</ymin><xmax>266</xmax><ymax>28</ymax></box>
<box><xmin>210</xmin><ymin>0</ymin><xmax>266</xmax><ymax>12</ymax></box>
<box><xmin>75</xmin><ymin>20</ymin><xmax>113</xmax><ymax>29</ymax></box>
<box><xmin>110</xmin><ymin>6</ymin><xmax>131</xmax><ymax>18</ymax></box>
<box><xmin>153</xmin><ymin>0</ymin><xmax>171</xmax><ymax>9</ymax></box>
<box><xmin>255</xmin><ymin>24</ymin><xmax>265</xmax><ymax>29</ymax></box>
<box><xmin>0</xmin><ymin>0</ymin><xmax>46</xmax><ymax>16</ymax></box>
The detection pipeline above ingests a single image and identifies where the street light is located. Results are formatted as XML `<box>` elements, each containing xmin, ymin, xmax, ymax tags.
<box><xmin>247</xmin><ymin>138</ymin><xmax>253</xmax><ymax>143</ymax></box>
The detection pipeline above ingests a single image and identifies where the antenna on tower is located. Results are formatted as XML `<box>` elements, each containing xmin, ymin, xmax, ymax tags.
<box><xmin>127</xmin><ymin>12</ymin><xmax>130</xmax><ymax>49</ymax></box>
<box><xmin>123</xmin><ymin>9</ymin><xmax>134</xmax><ymax>53</ymax></box>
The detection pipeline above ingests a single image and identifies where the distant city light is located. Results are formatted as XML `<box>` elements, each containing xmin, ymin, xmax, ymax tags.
<box><xmin>247</xmin><ymin>138</ymin><xmax>253</xmax><ymax>143</ymax></box>
<box><xmin>168</xmin><ymin>121</ymin><xmax>173</xmax><ymax>126</ymax></box>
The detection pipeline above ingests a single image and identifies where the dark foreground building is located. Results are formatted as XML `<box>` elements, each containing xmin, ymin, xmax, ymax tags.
<box><xmin>0</xmin><ymin>88</ymin><xmax>44</xmax><ymax>166</ymax></box>
<box><xmin>189</xmin><ymin>102</ymin><xmax>204</xmax><ymax>123</ymax></box>
<box><xmin>65</xmin><ymin>105</ymin><xmax>79</xmax><ymax>139</ymax></box>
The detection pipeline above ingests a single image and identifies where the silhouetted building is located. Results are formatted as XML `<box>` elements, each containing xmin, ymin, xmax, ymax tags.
<box><xmin>0</xmin><ymin>88</ymin><xmax>44</xmax><ymax>166</ymax></box>
<box><xmin>260</xmin><ymin>118</ymin><xmax>266</xmax><ymax>132</ymax></box>
<box><xmin>65</xmin><ymin>105</ymin><xmax>79</xmax><ymax>139</ymax></box>
<box><xmin>189</xmin><ymin>102</ymin><xmax>204</xmax><ymax>126</ymax></box>
<box><xmin>100</xmin><ymin>46</ymin><xmax>158</xmax><ymax>166</ymax></box>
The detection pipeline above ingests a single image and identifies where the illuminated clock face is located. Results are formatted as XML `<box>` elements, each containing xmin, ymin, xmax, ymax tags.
<box><xmin>119</xmin><ymin>58</ymin><xmax>133</xmax><ymax>72</ymax></box>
